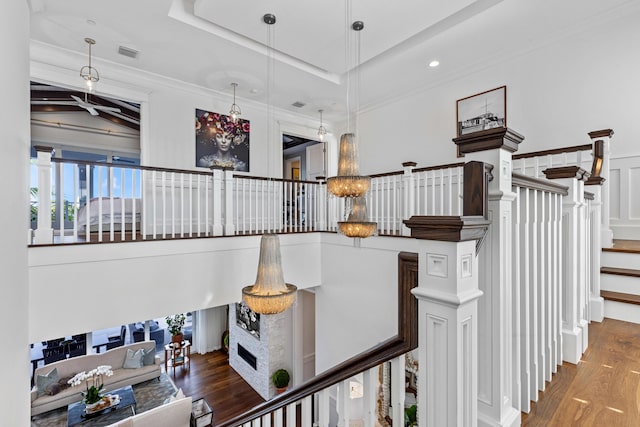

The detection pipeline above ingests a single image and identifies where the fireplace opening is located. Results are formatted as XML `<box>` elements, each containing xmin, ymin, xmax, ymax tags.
<box><xmin>238</xmin><ymin>344</ymin><xmax>257</xmax><ymax>370</ymax></box>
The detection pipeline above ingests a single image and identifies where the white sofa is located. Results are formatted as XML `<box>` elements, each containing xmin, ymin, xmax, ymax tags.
<box><xmin>31</xmin><ymin>341</ymin><xmax>161</xmax><ymax>416</ymax></box>
<box><xmin>106</xmin><ymin>396</ymin><xmax>192</xmax><ymax>427</ymax></box>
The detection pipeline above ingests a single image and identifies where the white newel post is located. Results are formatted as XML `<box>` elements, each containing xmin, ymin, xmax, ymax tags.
<box><xmin>588</xmin><ymin>129</ymin><xmax>614</xmax><ymax>248</ymax></box>
<box><xmin>402</xmin><ymin>161</ymin><xmax>417</xmax><ymax>237</ymax></box>
<box><xmin>585</xmin><ymin>184</ymin><xmax>604</xmax><ymax>322</ymax></box>
<box><xmin>411</xmin><ymin>237</ymin><xmax>482</xmax><ymax>427</ymax></box>
<box><xmin>223</xmin><ymin>169</ymin><xmax>235</xmax><ymax>235</ymax></box>
<box><xmin>211</xmin><ymin>168</ymin><xmax>224</xmax><ymax>236</ymax></box>
<box><xmin>316</xmin><ymin>177</ymin><xmax>327</xmax><ymax>231</ymax></box>
<box><xmin>543</xmin><ymin>166</ymin><xmax>590</xmax><ymax>364</ymax></box>
<box><xmin>405</xmin><ymin>196</ymin><xmax>491</xmax><ymax>426</ymax></box>
<box><xmin>34</xmin><ymin>146</ymin><xmax>54</xmax><ymax>244</ymax></box>
<box><xmin>454</xmin><ymin>128</ymin><xmax>523</xmax><ymax>427</ymax></box>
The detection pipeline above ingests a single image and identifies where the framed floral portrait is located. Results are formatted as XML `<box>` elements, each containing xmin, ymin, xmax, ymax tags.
<box><xmin>195</xmin><ymin>109</ymin><xmax>250</xmax><ymax>171</ymax></box>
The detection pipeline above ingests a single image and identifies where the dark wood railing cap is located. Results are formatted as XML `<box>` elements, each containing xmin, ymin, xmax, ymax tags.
<box><xmin>585</xmin><ymin>176</ymin><xmax>605</xmax><ymax>186</ymax></box>
<box><xmin>588</xmin><ymin>129</ymin><xmax>614</xmax><ymax>139</ymax></box>
<box><xmin>543</xmin><ymin>166</ymin><xmax>591</xmax><ymax>181</ymax></box>
<box><xmin>33</xmin><ymin>145</ymin><xmax>54</xmax><ymax>153</ymax></box>
<box><xmin>315</xmin><ymin>176</ymin><xmax>325</xmax><ymax>181</ymax></box>
<box><xmin>403</xmin><ymin>215</ymin><xmax>491</xmax><ymax>242</ymax></box>
<box><xmin>453</xmin><ymin>127</ymin><xmax>524</xmax><ymax>155</ymax></box>
<box><xmin>402</xmin><ymin>161</ymin><xmax>417</xmax><ymax>167</ymax></box>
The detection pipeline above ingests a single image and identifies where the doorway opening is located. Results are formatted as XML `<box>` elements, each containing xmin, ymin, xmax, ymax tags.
<box><xmin>282</xmin><ymin>134</ymin><xmax>324</xmax><ymax>181</ymax></box>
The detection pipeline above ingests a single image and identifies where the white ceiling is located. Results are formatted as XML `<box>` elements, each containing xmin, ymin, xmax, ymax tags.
<box><xmin>29</xmin><ymin>0</ymin><xmax>638</xmax><ymax>121</ymax></box>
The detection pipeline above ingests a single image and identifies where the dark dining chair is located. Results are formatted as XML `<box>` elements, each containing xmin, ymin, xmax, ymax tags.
<box><xmin>43</xmin><ymin>346</ymin><xmax>66</xmax><ymax>364</ymax></box>
<box><xmin>106</xmin><ymin>325</ymin><xmax>126</xmax><ymax>350</ymax></box>
<box><xmin>68</xmin><ymin>341</ymin><xmax>87</xmax><ymax>357</ymax></box>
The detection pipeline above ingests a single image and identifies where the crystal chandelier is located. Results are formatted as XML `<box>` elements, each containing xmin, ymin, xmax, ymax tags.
<box><xmin>79</xmin><ymin>38</ymin><xmax>99</xmax><ymax>92</ymax></box>
<box><xmin>242</xmin><ymin>234</ymin><xmax>297</xmax><ymax>315</ymax></box>
<box><xmin>229</xmin><ymin>82</ymin><xmax>241</xmax><ymax>123</ymax></box>
<box><xmin>317</xmin><ymin>109</ymin><xmax>327</xmax><ymax>142</ymax></box>
<box><xmin>338</xmin><ymin>196</ymin><xmax>376</xmax><ymax>238</ymax></box>
<box><xmin>326</xmin><ymin>19</ymin><xmax>371</xmax><ymax>199</ymax></box>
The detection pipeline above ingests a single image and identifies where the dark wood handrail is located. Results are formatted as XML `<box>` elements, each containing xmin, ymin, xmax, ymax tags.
<box><xmin>232</xmin><ymin>174</ymin><xmax>321</xmax><ymax>185</ymax></box>
<box><xmin>52</xmin><ymin>157</ymin><xmax>214</xmax><ymax>176</ymax></box>
<box><xmin>512</xmin><ymin>172</ymin><xmax>569</xmax><ymax>195</ymax></box>
<box><xmin>413</xmin><ymin>161</ymin><xmax>465</xmax><ymax>173</ymax></box>
<box><xmin>512</xmin><ymin>144</ymin><xmax>592</xmax><ymax>160</ymax></box>
<box><xmin>218</xmin><ymin>252</ymin><xmax>418</xmax><ymax>427</ymax></box>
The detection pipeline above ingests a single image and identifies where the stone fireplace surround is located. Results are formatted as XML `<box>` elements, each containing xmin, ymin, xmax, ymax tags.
<box><xmin>228</xmin><ymin>303</ymin><xmax>293</xmax><ymax>400</ymax></box>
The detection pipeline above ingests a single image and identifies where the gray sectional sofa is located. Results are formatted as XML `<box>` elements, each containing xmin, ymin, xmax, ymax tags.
<box><xmin>31</xmin><ymin>341</ymin><xmax>161</xmax><ymax>416</ymax></box>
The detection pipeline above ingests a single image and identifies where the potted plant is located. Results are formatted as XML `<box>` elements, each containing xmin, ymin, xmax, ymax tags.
<box><xmin>165</xmin><ymin>313</ymin><xmax>186</xmax><ymax>343</ymax></box>
<box><xmin>272</xmin><ymin>368</ymin><xmax>290</xmax><ymax>393</ymax></box>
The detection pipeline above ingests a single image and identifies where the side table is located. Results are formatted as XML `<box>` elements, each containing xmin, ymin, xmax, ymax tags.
<box><xmin>164</xmin><ymin>340</ymin><xmax>191</xmax><ymax>377</ymax></box>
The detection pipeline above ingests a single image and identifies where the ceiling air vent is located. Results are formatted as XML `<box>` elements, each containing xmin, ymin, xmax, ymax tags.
<box><xmin>291</xmin><ymin>101</ymin><xmax>306</xmax><ymax>108</ymax></box>
<box><xmin>118</xmin><ymin>45</ymin><xmax>139</xmax><ymax>59</ymax></box>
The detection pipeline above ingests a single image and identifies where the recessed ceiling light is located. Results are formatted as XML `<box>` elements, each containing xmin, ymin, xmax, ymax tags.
<box><xmin>429</xmin><ymin>60</ymin><xmax>440</xmax><ymax>68</ymax></box>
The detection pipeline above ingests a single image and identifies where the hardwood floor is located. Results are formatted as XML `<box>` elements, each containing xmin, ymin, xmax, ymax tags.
<box><xmin>171</xmin><ymin>319</ymin><xmax>640</xmax><ymax>426</ymax></box>
<box><xmin>523</xmin><ymin>318</ymin><xmax>640</xmax><ymax>426</ymax></box>
<box><xmin>171</xmin><ymin>350</ymin><xmax>265</xmax><ymax>426</ymax></box>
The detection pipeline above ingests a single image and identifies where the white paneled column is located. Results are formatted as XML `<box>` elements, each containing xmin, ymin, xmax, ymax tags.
<box><xmin>412</xmin><ymin>239</ymin><xmax>483</xmax><ymax>427</ymax></box>
<box><xmin>2</xmin><ymin>2</ymin><xmax>30</xmax><ymax>426</ymax></box>
<box><xmin>402</xmin><ymin>161</ymin><xmax>417</xmax><ymax>236</ymax></box>
<box><xmin>224</xmin><ymin>169</ymin><xmax>236</xmax><ymax>235</ymax></box>
<box><xmin>456</xmin><ymin>128</ymin><xmax>523</xmax><ymax>427</ymax></box>
<box><xmin>543</xmin><ymin>166</ymin><xmax>590</xmax><ymax>364</ymax></box>
<box><xmin>211</xmin><ymin>168</ymin><xmax>224</xmax><ymax>236</ymax></box>
<box><xmin>33</xmin><ymin>146</ymin><xmax>54</xmax><ymax>244</ymax></box>
<box><xmin>588</xmin><ymin>129</ymin><xmax>614</xmax><ymax>248</ymax></box>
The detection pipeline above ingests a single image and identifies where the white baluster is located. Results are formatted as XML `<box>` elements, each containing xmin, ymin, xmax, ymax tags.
<box><xmin>73</xmin><ymin>164</ymin><xmax>79</xmax><ymax>242</ymax></box>
<box><xmin>317</xmin><ymin>388</ymin><xmax>330</xmax><ymax>427</ymax></box>
<box><xmin>98</xmin><ymin>166</ymin><xmax>104</xmax><ymax>241</ymax></box>
<box><xmin>121</xmin><ymin>168</ymin><xmax>126</xmax><ymax>240</ymax></box>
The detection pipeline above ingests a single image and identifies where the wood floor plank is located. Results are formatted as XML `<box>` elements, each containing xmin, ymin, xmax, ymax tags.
<box><xmin>171</xmin><ymin>350</ymin><xmax>265</xmax><ymax>426</ymax></box>
<box><xmin>171</xmin><ymin>320</ymin><xmax>640</xmax><ymax>426</ymax></box>
<box><xmin>523</xmin><ymin>318</ymin><xmax>640</xmax><ymax>426</ymax></box>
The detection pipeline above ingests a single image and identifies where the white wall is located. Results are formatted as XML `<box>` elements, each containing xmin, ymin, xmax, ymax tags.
<box><xmin>28</xmin><ymin>233</ymin><xmax>321</xmax><ymax>343</ymax></box>
<box><xmin>30</xmin><ymin>41</ymin><xmax>334</xmax><ymax>179</ymax></box>
<box><xmin>2</xmin><ymin>3</ymin><xmax>30</xmax><ymax>426</ymax></box>
<box><xmin>315</xmin><ymin>234</ymin><xmax>421</xmax><ymax>373</ymax></box>
<box><xmin>355</xmin><ymin>10</ymin><xmax>640</xmax><ymax>175</ymax></box>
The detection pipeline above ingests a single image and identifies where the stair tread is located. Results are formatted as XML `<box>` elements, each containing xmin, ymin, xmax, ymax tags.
<box><xmin>601</xmin><ymin>267</ymin><xmax>640</xmax><ymax>277</ymax></box>
<box><xmin>603</xmin><ymin>239</ymin><xmax>640</xmax><ymax>254</ymax></box>
<box><xmin>601</xmin><ymin>290</ymin><xmax>640</xmax><ymax>305</ymax></box>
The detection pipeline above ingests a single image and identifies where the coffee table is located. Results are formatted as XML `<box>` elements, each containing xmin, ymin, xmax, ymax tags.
<box><xmin>67</xmin><ymin>385</ymin><xmax>137</xmax><ymax>427</ymax></box>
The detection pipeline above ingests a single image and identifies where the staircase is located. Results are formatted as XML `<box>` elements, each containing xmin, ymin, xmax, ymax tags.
<box><xmin>601</xmin><ymin>239</ymin><xmax>640</xmax><ymax>323</ymax></box>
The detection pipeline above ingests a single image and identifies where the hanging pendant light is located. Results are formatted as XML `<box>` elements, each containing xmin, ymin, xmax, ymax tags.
<box><xmin>317</xmin><ymin>109</ymin><xmax>327</xmax><ymax>142</ymax></box>
<box><xmin>338</xmin><ymin>195</ymin><xmax>376</xmax><ymax>238</ymax></box>
<box><xmin>326</xmin><ymin>17</ymin><xmax>370</xmax><ymax>199</ymax></box>
<box><xmin>79</xmin><ymin>38</ymin><xmax>99</xmax><ymax>92</ymax></box>
<box><xmin>242</xmin><ymin>234</ymin><xmax>297</xmax><ymax>315</ymax></box>
<box><xmin>241</xmin><ymin>15</ymin><xmax>296</xmax><ymax>315</ymax></box>
<box><xmin>229</xmin><ymin>82</ymin><xmax>241</xmax><ymax>123</ymax></box>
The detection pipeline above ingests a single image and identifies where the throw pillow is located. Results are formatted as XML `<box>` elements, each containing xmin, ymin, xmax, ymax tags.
<box><xmin>163</xmin><ymin>387</ymin><xmax>185</xmax><ymax>404</ymax></box>
<box><xmin>142</xmin><ymin>347</ymin><xmax>155</xmax><ymax>366</ymax></box>
<box><xmin>58</xmin><ymin>375</ymin><xmax>73</xmax><ymax>391</ymax></box>
<box><xmin>36</xmin><ymin>367</ymin><xmax>59</xmax><ymax>396</ymax></box>
<box><xmin>123</xmin><ymin>348</ymin><xmax>144</xmax><ymax>369</ymax></box>
<box><xmin>45</xmin><ymin>382</ymin><xmax>61</xmax><ymax>395</ymax></box>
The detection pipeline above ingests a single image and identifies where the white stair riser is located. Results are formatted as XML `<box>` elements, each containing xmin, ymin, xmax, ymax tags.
<box><xmin>601</xmin><ymin>251</ymin><xmax>640</xmax><ymax>270</ymax></box>
<box><xmin>604</xmin><ymin>300</ymin><xmax>640</xmax><ymax>324</ymax></box>
<box><xmin>600</xmin><ymin>273</ymin><xmax>640</xmax><ymax>294</ymax></box>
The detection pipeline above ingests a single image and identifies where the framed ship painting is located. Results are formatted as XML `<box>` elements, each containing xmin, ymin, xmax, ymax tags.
<box><xmin>456</xmin><ymin>86</ymin><xmax>506</xmax><ymax>137</ymax></box>
<box><xmin>195</xmin><ymin>109</ymin><xmax>250</xmax><ymax>171</ymax></box>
